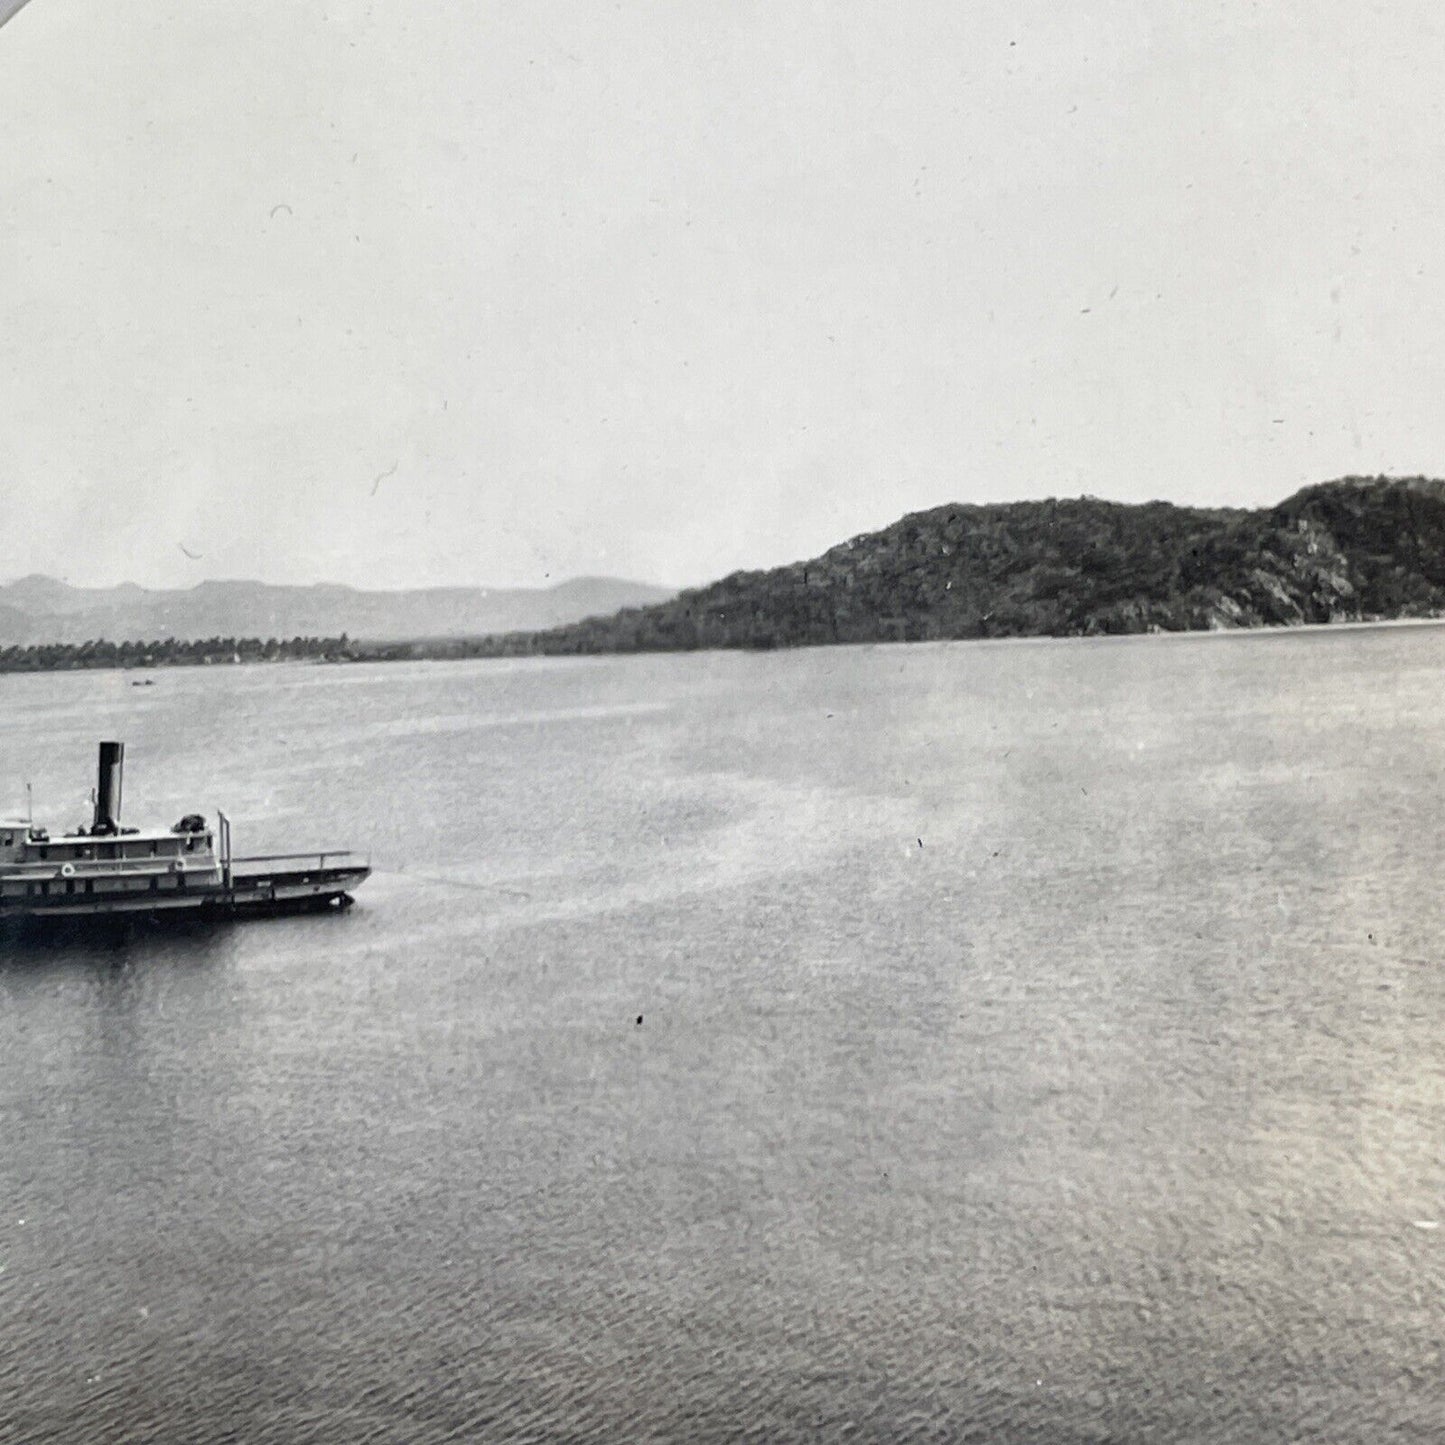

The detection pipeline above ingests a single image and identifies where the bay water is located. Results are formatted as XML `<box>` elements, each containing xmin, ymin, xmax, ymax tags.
<box><xmin>2</xmin><ymin>629</ymin><xmax>1444</xmax><ymax>1442</ymax></box>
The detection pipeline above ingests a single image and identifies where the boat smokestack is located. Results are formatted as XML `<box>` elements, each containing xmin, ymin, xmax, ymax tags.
<box><xmin>94</xmin><ymin>741</ymin><xmax>124</xmax><ymax>834</ymax></box>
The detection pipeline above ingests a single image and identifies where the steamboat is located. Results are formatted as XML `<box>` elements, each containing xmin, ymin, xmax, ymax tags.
<box><xmin>0</xmin><ymin>742</ymin><xmax>370</xmax><ymax>927</ymax></box>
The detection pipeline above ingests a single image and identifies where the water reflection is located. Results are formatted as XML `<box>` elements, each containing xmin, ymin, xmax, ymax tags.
<box><xmin>0</xmin><ymin>917</ymin><xmax>241</xmax><ymax>974</ymax></box>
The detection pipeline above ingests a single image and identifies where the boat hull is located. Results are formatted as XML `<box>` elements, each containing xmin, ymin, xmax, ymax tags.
<box><xmin>0</xmin><ymin>863</ymin><xmax>371</xmax><ymax>929</ymax></box>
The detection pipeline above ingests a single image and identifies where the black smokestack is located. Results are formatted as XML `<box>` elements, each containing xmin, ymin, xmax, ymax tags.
<box><xmin>94</xmin><ymin>741</ymin><xmax>124</xmax><ymax>834</ymax></box>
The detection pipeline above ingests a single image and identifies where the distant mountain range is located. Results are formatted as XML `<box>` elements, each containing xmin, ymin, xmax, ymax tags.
<box><xmin>454</xmin><ymin>477</ymin><xmax>1445</xmax><ymax>655</ymax></box>
<box><xmin>0</xmin><ymin>575</ymin><xmax>674</xmax><ymax>646</ymax></box>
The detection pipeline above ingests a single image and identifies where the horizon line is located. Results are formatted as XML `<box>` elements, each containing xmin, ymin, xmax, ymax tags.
<box><xmin>0</xmin><ymin>572</ymin><xmax>682</xmax><ymax>597</ymax></box>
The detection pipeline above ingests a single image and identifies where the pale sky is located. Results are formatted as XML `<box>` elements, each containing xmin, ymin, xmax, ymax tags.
<box><xmin>4</xmin><ymin>2</ymin><xmax>1445</xmax><ymax>590</ymax></box>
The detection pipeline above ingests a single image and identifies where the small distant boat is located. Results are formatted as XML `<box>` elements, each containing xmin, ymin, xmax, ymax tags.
<box><xmin>0</xmin><ymin>742</ymin><xmax>370</xmax><ymax>928</ymax></box>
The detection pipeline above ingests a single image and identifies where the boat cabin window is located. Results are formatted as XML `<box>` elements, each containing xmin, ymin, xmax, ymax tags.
<box><xmin>1</xmin><ymin>833</ymin><xmax>12</xmax><ymax>847</ymax></box>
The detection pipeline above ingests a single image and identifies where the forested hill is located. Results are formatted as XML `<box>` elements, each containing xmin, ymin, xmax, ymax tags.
<box><xmin>459</xmin><ymin>477</ymin><xmax>1445</xmax><ymax>655</ymax></box>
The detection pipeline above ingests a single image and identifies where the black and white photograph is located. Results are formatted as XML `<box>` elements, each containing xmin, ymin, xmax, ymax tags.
<box><xmin>3</xmin><ymin>2</ymin><xmax>1444</xmax><ymax>1440</ymax></box>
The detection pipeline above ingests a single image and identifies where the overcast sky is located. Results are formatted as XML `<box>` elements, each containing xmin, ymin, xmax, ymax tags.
<box><xmin>4</xmin><ymin>3</ymin><xmax>1445</xmax><ymax>590</ymax></box>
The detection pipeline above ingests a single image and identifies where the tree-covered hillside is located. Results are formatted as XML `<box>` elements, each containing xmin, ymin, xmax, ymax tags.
<box><xmin>0</xmin><ymin>636</ymin><xmax>354</xmax><ymax>673</ymax></box>
<box><xmin>456</xmin><ymin>478</ymin><xmax>1445</xmax><ymax>655</ymax></box>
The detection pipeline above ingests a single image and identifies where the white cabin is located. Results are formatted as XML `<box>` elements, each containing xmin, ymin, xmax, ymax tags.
<box><xmin>0</xmin><ymin>821</ymin><xmax>223</xmax><ymax>904</ymax></box>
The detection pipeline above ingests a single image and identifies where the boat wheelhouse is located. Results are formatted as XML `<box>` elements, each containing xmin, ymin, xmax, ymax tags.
<box><xmin>0</xmin><ymin>742</ymin><xmax>370</xmax><ymax>926</ymax></box>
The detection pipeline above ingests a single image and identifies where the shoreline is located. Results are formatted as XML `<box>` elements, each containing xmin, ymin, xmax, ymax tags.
<box><xmin>2</xmin><ymin>611</ymin><xmax>1445</xmax><ymax>678</ymax></box>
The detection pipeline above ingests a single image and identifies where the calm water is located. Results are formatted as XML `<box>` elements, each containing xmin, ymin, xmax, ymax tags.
<box><xmin>2</xmin><ymin>630</ymin><xmax>1445</xmax><ymax>1443</ymax></box>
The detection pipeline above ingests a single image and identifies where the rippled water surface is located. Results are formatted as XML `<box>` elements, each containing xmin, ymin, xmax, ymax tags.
<box><xmin>3</xmin><ymin>630</ymin><xmax>1445</xmax><ymax>1443</ymax></box>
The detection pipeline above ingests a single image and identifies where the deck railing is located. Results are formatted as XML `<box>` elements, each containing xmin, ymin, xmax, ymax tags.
<box><xmin>1</xmin><ymin>850</ymin><xmax>368</xmax><ymax>881</ymax></box>
<box><xmin>229</xmin><ymin>851</ymin><xmax>370</xmax><ymax>873</ymax></box>
<box><xmin>0</xmin><ymin>856</ymin><xmax>219</xmax><ymax>878</ymax></box>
